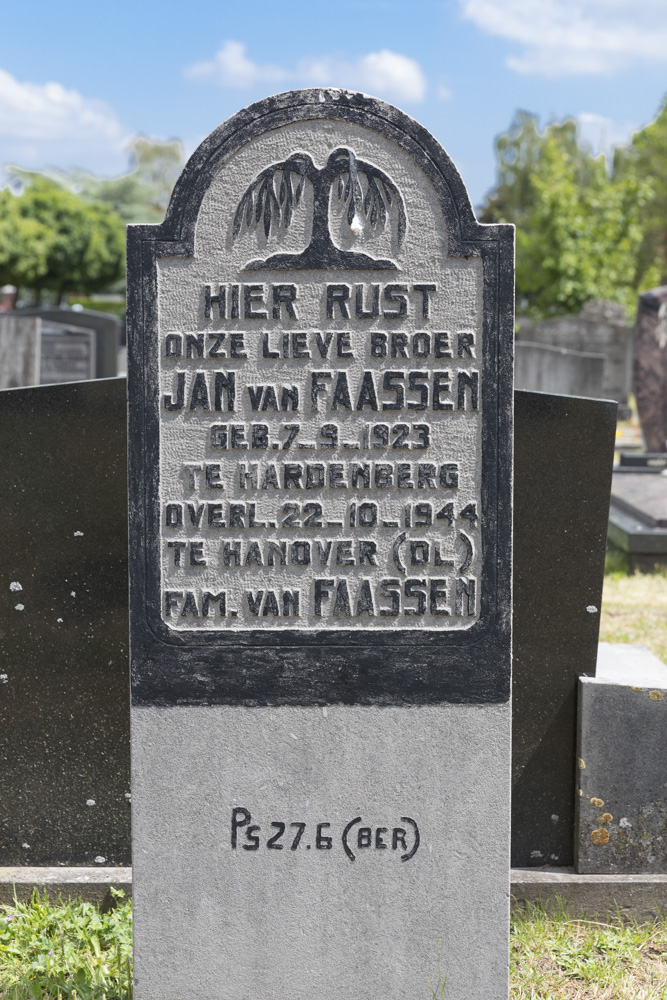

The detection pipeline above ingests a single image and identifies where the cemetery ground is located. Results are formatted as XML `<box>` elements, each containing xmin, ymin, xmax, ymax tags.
<box><xmin>601</xmin><ymin>554</ymin><xmax>667</xmax><ymax>664</ymax></box>
<box><xmin>3</xmin><ymin>892</ymin><xmax>667</xmax><ymax>998</ymax></box>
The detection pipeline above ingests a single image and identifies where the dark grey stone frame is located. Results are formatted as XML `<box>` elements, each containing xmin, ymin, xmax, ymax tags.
<box><xmin>127</xmin><ymin>88</ymin><xmax>514</xmax><ymax>707</ymax></box>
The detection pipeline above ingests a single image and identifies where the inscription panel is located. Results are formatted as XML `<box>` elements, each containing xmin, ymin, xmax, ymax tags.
<box><xmin>40</xmin><ymin>324</ymin><xmax>96</xmax><ymax>385</ymax></box>
<box><xmin>157</xmin><ymin>122</ymin><xmax>483</xmax><ymax>631</ymax></box>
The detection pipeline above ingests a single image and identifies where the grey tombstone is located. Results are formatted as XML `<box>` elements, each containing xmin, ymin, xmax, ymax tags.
<box><xmin>514</xmin><ymin>341</ymin><xmax>605</xmax><ymax>398</ymax></box>
<box><xmin>18</xmin><ymin>307</ymin><xmax>120</xmax><ymax>380</ymax></box>
<box><xmin>575</xmin><ymin>643</ymin><xmax>667</xmax><ymax>873</ymax></box>
<box><xmin>634</xmin><ymin>286</ymin><xmax>667</xmax><ymax>452</ymax></box>
<box><xmin>39</xmin><ymin>321</ymin><xmax>96</xmax><ymax>384</ymax></box>
<box><xmin>608</xmin><ymin>468</ymin><xmax>667</xmax><ymax>571</ymax></box>
<box><xmin>0</xmin><ymin>315</ymin><xmax>40</xmax><ymax>389</ymax></box>
<box><xmin>516</xmin><ymin>300</ymin><xmax>633</xmax><ymax>408</ymax></box>
<box><xmin>127</xmin><ymin>90</ymin><xmax>514</xmax><ymax>1000</ymax></box>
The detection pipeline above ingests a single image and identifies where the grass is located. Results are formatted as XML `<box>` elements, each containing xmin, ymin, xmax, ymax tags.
<box><xmin>0</xmin><ymin>891</ymin><xmax>132</xmax><ymax>999</ymax></box>
<box><xmin>601</xmin><ymin>550</ymin><xmax>667</xmax><ymax>664</ymax></box>
<box><xmin>3</xmin><ymin>894</ymin><xmax>667</xmax><ymax>998</ymax></box>
<box><xmin>511</xmin><ymin>903</ymin><xmax>667</xmax><ymax>998</ymax></box>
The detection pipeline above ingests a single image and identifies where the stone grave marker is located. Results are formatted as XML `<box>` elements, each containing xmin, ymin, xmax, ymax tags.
<box><xmin>516</xmin><ymin>300</ymin><xmax>633</xmax><ymax>408</ymax></box>
<box><xmin>0</xmin><ymin>315</ymin><xmax>40</xmax><ymax>389</ymax></box>
<box><xmin>39</xmin><ymin>321</ymin><xmax>96</xmax><ymax>384</ymax></box>
<box><xmin>512</xmin><ymin>390</ymin><xmax>616</xmax><ymax>868</ymax></box>
<box><xmin>0</xmin><ymin>382</ymin><xmax>605</xmax><ymax>874</ymax></box>
<box><xmin>0</xmin><ymin>377</ymin><xmax>129</xmax><ymax>866</ymax></box>
<box><xmin>634</xmin><ymin>285</ymin><xmax>667</xmax><ymax>453</ymax></box>
<box><xmin>608</xmin><ymin>466</ymin><xmax>667</xmax><ymax>571</ymax></box>
<box><xmin>514</xmin><ymin>341</ymin><xmax>605</xmax><ymax>398</ymax></box>
<box><xmin>19</xmin><ymin>307</ymin><xmax>120</xmax><ymax>379</ymax></box>
<box><xmin>576</xmin><ymin>643</ymin><xmax>667</xmax><ymax>874</ymax></box>
<box><xmin>127</xmin><ymin>89</ymin><xmax>514</xmax><ymax>1000</ymax></box>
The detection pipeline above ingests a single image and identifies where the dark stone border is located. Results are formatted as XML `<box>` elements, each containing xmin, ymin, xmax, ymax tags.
<box><xmin>127</xmin><ymin>89</ymin><xmax>514</xmax><ymax>706</ymax></box>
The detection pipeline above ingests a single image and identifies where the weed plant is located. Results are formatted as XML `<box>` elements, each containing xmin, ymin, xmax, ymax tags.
<box><xmin>0</xmin><ymin>889</ymin><xmax>132</xmax><ymax>999</ymax></box>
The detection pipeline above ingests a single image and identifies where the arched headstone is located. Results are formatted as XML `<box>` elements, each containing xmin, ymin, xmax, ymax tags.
<box><xmin>127</xmin><ymin>89</ymin><xmax>514</xmax><ymax>1000</ymax></box>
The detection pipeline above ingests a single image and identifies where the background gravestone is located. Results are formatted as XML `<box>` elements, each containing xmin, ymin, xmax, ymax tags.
<box><xmin>39</xmin><ymin>321</ymin><xmax>96</xmax><ymax>384</ymax></box>
<box><xmin>128</xmin><ymin>89</ymin><xmax>513</xmax><ymax>1000</ymax></box>
<box><xmin>514</xmin><ymin>341</ymin><xmax>605</xmax><ymax>398</ymax></box>
<box><xmin>516</xmin><ymin>300</ymin><xmax>633</xmax><ymax>407</ymax></box>
<box><xmin>608</xmin><ymin>464</ymin><xmax>667</xmax><ymax>572</ymax></box>
<box><xmin>18</xmin><ymin>307</ymin><xmax>120</xmax><ymax>380</ymax></box>
<box><xmin>634</xmin><ymin>286</ymin><xmax>667</xmax><ymax>452</ymax></box>
<box><xmin>0</xmin><ymin>315</ymin><xmax>40</xmax><ymax>389</ymax></box>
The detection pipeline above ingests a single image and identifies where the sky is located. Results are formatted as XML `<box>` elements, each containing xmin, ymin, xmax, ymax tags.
<box><xmin>1</xmin><ymin>0</ymin><xmax>666</xmax><ymax>209</ymax></box>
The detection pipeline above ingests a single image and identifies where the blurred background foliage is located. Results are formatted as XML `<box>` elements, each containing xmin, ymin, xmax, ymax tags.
<box><xmin>0</xmin><ymin>137</ymin><xmax>184</xmax><ymax>305</ymax></box>
<box><xmin>1</xmin><ymin>102</ymin><xmax>667</xmax><ymax>317</ymax></box>
<box><xmin>480</xmin><ymin>97</ymin><xmax>667</xmax><ymax>318</ymax></box>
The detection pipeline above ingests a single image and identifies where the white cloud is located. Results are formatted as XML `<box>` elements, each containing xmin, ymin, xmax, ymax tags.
<box><xmin>185</xmin><ymin>41</ymin><xmax>427</xmax><ymax>103</ymax></box>
<box><xmin>0</xmin><ymin>67</ymin><xmax>127</xmax><ymax>172</ymax></box>
<box><xmin>576</xmin><ymin>112</ymin><xmax>637</xmax><ymax>160</ymax></box>
<box><xmin>460</xmin><ymin>0</ymin><xmax>667</xmax><ymax>76</ymax></box>
<box><xmin>185</xmin><ymin>40</ymin><xmax>288</xmax><ymax>88</ymax></box>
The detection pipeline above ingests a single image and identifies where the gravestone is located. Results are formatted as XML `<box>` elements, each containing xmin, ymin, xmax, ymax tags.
<box><xmin>0</xmin><ymin>315</ymin><xmax>40</xmax><ymax>389</ymax></box>
<box><xmin>18</xmin><ymin>307</ymin><xmax>119</xmax><ymax>380</ymax></box>
<box><xmin>619</xmin><ymin>452</ymin><xmax>667</xmax><ymax>470</ymax></box>
<box><xmin>40</xmin><ymin>321</ymin><xmax>96</xmax><ymax>384</ymax></box>
<box><xmin>0</xmin><ymin>377</ymin><xmax>130</xmax><ymax>865</ymax></box>
<box><xmin>608</xmin><ymin>468</ymin><xmax>667</xmax><ymax>571</ymax></box>
<box><xmin>127</xmin><ymin>90</ymin><xmax>513</xmax><ymax>1000</ymax></box>
<box><xmin>634</xmin><ymin>286</ymin><xmax>667</xmax><ymax>452</ymax></box>
<box><xmin>576</xmin><ymin>643</ymin><xmax>667</xmax><ymax>873</ymax></box>
<box><xmin>1</xmin><ymin>382</ymin><xmax>604</xmax><ymax>876</ymax></box>
<box><xmin>514</xmin><ymin>341</ymin><xmax>605</xmax><ymax>398</ymax></box>
<box><xmin>512</xmin><ymin>390</ymin><xmax>617</xmax><ymax>867</ymax></box>
<box><xmin>516</xmin><ymin>299</ymin><xmax>633</xmax><ymax>407</ymax></box>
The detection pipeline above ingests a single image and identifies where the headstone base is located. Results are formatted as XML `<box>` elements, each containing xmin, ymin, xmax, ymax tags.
<box><xmin>131</xmin><ymin>704</ymin><xmax>510</xmax><ymax>1000</ymax></box>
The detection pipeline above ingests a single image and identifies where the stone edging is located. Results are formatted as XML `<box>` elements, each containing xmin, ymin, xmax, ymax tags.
<box><xmin>2</xmin><ymin>867</ymin><xmax>667</xmax><ymax>919</ymax></box>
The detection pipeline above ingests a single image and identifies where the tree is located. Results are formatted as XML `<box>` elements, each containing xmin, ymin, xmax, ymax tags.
<box><xmin>615</xmin><ymin>96</ymin><xmax>667</xmax><ymax>288</ymax></box>
<box><xmin>480</xmin><ymin>113</ymin><xmax>654</xmax><ymax>317</ymax></box>
<box><xmin>0</xmin><ymin>189</ymin><xmax>51</xmax><ymax>297</ymax></box>
<box><xmin>0</xmin><ymin>178</ymin><xmax>125</xmax><ymax>304</ymax></box>
<box><xmin>233</xmin><ymin>148</ymin><xmax>406</xmax><ymax>270</ymax></box>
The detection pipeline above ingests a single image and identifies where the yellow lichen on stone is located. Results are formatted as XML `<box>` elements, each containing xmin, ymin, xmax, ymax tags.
<box><xmin>578</xmin><ymin>758</ymin><xmax>586</xmax><ymax>769</ymax></box>
<box><xmin>591</xmin><ymin>828</ymin><xmax>610</xmax><ymax>845</ymax></box>
<box><xmin>590</xmin><ymin>797</ymin><xmax>604</xmax><ymax>807</ymax></box>
<box><xmin>599</xmin><ymin>812</ymin><xmax>613</xmax><ymax>823</ymax></box>
<box><xmin>649</xmin><ymin>690</ymin><xmax>664</xmax><ymax>701</ymax></box>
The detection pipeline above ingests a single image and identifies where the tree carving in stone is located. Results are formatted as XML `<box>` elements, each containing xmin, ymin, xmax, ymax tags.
<box><xmin>233</xmin><ymin>148</ymin><xmax>406</xmax><ymax>270</ymax></box>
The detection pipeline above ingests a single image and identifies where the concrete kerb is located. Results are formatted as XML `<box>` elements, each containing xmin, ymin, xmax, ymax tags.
<box><xmin>2</xmin><ymin>868</ymin><xmax>667</xmax><ymax>921</ymax></box>
<box><xmin>511</xmin><ymin>868</ymin><xmax>667</xmax><ymax>921</ymax></box>
<box><xmin>0</xmin><ymin>868</ymin><xmax>132</xmax><ymax>907</ymax></box>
